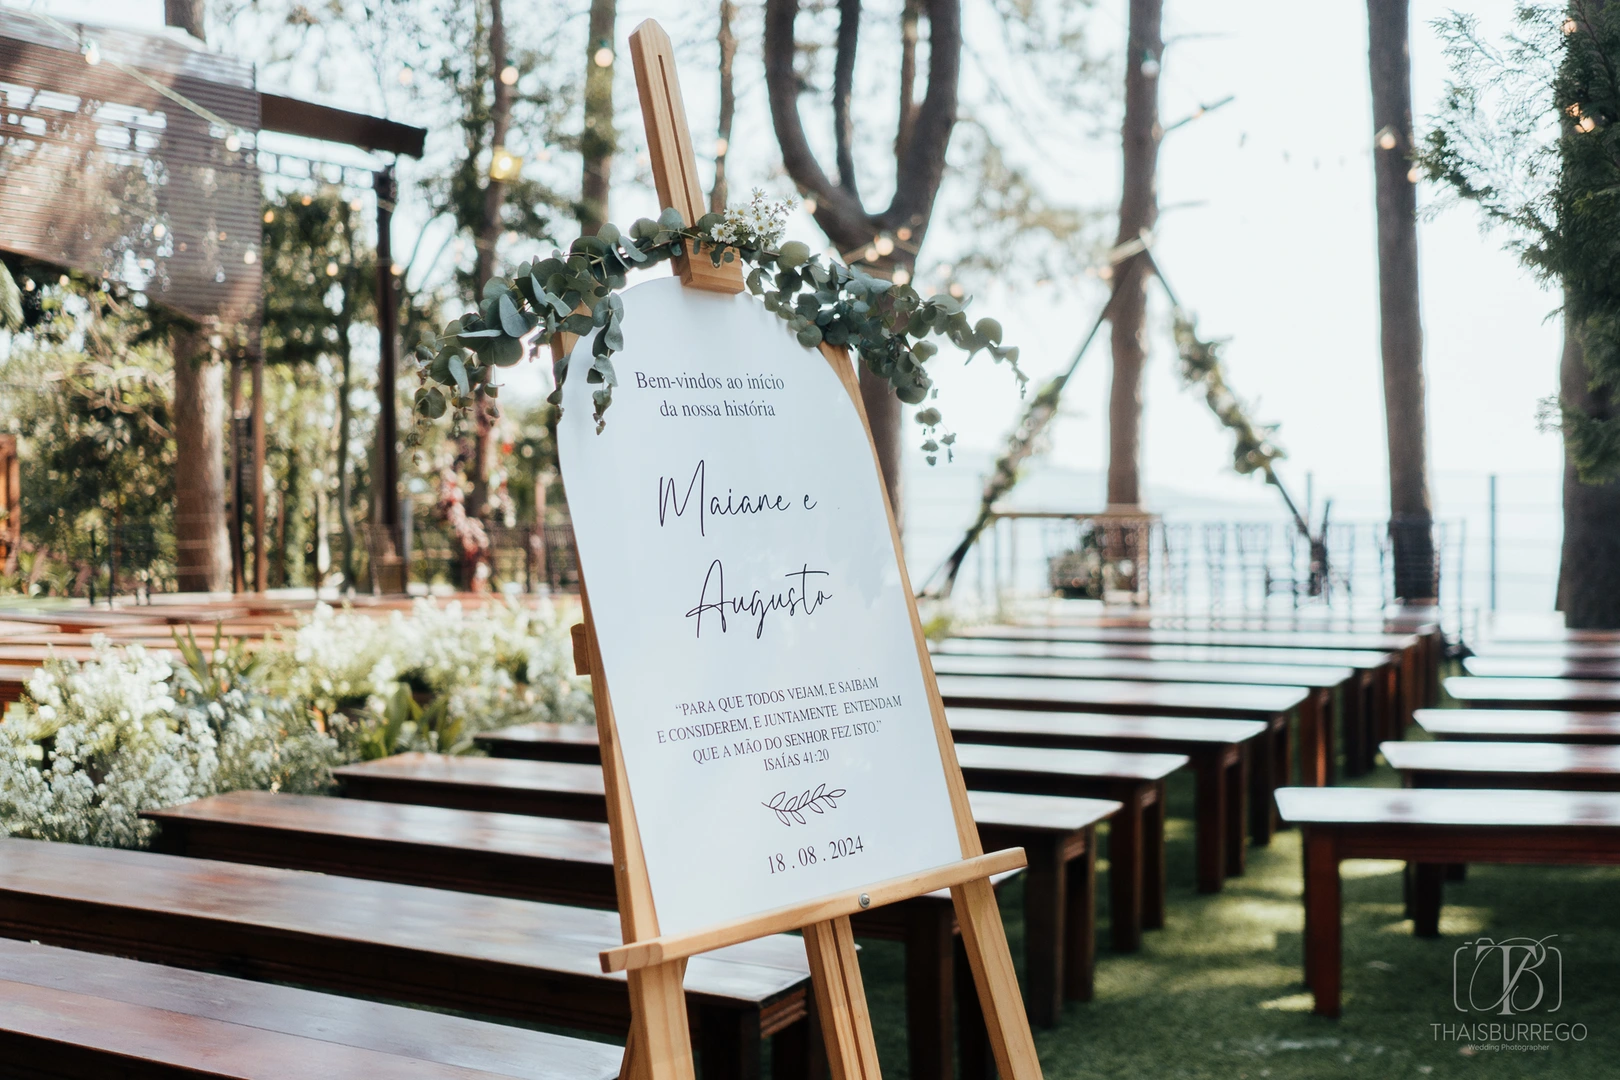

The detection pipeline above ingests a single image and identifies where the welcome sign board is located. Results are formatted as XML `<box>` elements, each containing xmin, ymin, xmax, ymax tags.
<box><xmin>557</xmin><ymin>275</ymin><xmax>963</xmax><ymax>937</ymax></box>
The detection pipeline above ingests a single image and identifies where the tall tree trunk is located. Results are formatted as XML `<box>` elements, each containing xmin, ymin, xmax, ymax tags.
<box><xmin>1368</xmin><ymin>0</ymin><xmax>1436</xmax><ymax>601</ymax></box>
<box><xmin>465</xmin><ymin>0</ymin><xmax>513</xmax><ymax>589</ymax></box>
<box><xmin>166</xmin><ymin>0</ymin><xmax>231</xmax><ymax>593</ymax></box>
<box><xmin>710</xmin><ymin>0</ymin><xmax>738</xmax><ymax>213</ymax></box>
<box><xmin>337</xmin><ymin>324</ymin><xmax>356</xmax><ymax>591</ymax></box>
<box><xmin>1557</xmin><ymin>302</ymin><xmax>1620</xmax><ymax>626</ymax></box>
<box><xmin>764</xmin><ymin>0</ymin><xmax>961</xmax><ymax>530</ymax></box>
<box><xmin>1105</xmin><ymin>0</ymin><xmax>1162</xmax><ymax>510</ymax></box>
<box><xmin>580</xmin><ymin>0</ymin><xmax>617</xmax><ymax>233</ymax></box>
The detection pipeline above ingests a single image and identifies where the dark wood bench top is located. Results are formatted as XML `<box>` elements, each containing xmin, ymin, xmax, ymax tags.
<box><xmin>0</xmin><ymin>837</ymin><xmax>810</xmax><ymax>1027</ymax></box>
<box><xmin>934</xmin><ymin>636</ymin><xmax>1397</xmax><ymax>672</ymax></box>
<box><xmin>1445</xmin><ymin>676</ymin><xmax>1620</xmax><ymax>709</ymax></box>
<box><xmin>0</xmin><ymin>938</ymin><xmax>622</xmax><ymax>1080</ymax></box>
<box><xmin>1463</xmin><ymin>656</ymin><xmax>1620</xmax><ymax>680</ymax></box>
<box><xmin>957</xmin><ymin>624</ymin><xmax>1421</xmax><ymax>653</ymax></box>
<box><xmin>935</xmin><ymin>673</ymin><xmax>1308</xmax><ymax>720</ymax></box>
<box><xmin>949</xmin><ymin>707</ymin><xmax>1266</xmax><ymax>750</ymax></box>
<box><xmin>1382</xmin><ymin>739</ymin><xmax>1620</xmax><ymax>777</ymax></box>
<box><xmin>334</xmin><ymin>753</ymin><xmax>609</xmax><ymax>820</ymax></box>
<box><xmin>955</xmin><ymin>742</ymin><xmax>1187</xmax><ymax>783</ymax></box>
<box><xmin>1415</xmin><ymin>708</ymin><xmax>1620</xmax><ymax>741</ymax></box>
<box><xmin>964</xmin><ymin>789</ymin><xmax>1120</xmax><ymax>833</ymax></box>
<box><xmin>929</xmin><ymin>653</ymin><xmax>1352</xmax><ymax>692</ymax></box>
<box><xmin>476</xmin><ymin>722</ymin><xmax>605</xmax><ymax>763</ymax></box>
<box><xmin>1275</xmin><ymin>785</ymin><xmax>1620</xmax><ymax>828</ymax></box>
<box><xmin>1467</xmin><ymin>641</ymin><xmax>1620</xmax><ymax>660</ymax></box>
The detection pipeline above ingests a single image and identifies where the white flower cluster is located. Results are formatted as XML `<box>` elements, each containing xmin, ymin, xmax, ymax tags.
<box><xmin>260</xmin><ymin>597</ymin><xmax>594</xmax><ymax>755</ymax></box>
<box><xmin>709</xmin><ymin>189</ymin><xmax>799</xmax><ymax>248</ymax></box>
<box><xmin>0</xmin><ymin>642</ymin><xmax>334</xmax><ymax>848</ymax></box>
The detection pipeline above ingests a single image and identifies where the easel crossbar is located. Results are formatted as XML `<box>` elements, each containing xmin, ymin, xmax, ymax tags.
<box><xmin>600</xmin><ymin>847</ymin><xmax>1026</xmax><ymax>973</ymax></box>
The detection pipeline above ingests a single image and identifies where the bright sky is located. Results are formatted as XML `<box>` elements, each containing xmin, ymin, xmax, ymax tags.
<box><xmin>15</xmin><ymin>0</ymin><xmax>1567</xmax><ymax>609</ymax></box>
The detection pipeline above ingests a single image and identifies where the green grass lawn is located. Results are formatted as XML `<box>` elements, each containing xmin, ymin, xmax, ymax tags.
<box><xmin>858</xmin><ymin>767</ymin><xmax>1620</xmax><ymax>1080</ymax></box>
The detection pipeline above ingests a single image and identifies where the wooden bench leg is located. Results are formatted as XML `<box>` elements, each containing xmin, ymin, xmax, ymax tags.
<box><xmin>1193</xmin><ymin>754</ymin><xmax>1228</xmax><ymax>893</ymax></box>
<box><xmin>902</xmin><ymin>903</ymin><xmax>955</xmax><ymax>1080</ymax></box>
<box><xmin>1445</xmin><ymin>863</ymin><xmax>1467</xmax><ymax>882</ymax></box>
<box><xmin>769</xmin><ymin>1010</ymin><xmax>816</xmax><ymax>1080</ymax></box>
<box><xmin>1299</xmin><ymin>691</ymin><xmax>1329</xmax><ymax>788</ymax></box>
<box><xmin>954</xmin><ymin>936</ymin><xmax>991</xmax><ymax>1080</ymax></box>
<box><xmin>1412</xmin><ymin>863</ymin><xmax>1443</xmax><ymax>938</ymax></box>
<box><xmin>1225</xmin><ymin>747</ymin><xmax>1249</xmax><ymax>878</ymax></box>
<box><xmin>1064</xmin><ymin>829</ymin><xmax>1097</xmax><ymax>1003</ymax></box>
<box><xmin>1302</xmin><ymin>828</ymin><xmax>1341</xmax><ymax>1018</ymax></box>
<box><xmin>1107</xmin><ymin>799</ymin><xmax>1144</xmax><ymax>952</ymax></box>
<box><xmin>1143</xmin><ymin>783</ymin><xmax>1167</xmax><ymax>931</ymax></box>
<box><xmin>1250</xmin><ymin>727</ymin><xmax>1276</xmax><ymax>847</ymax></box>
<box><xmin>1273</xmin><ymin>715</ymin><xmax>1292</xmax><ymax>832</ymax></box>
<box><xmin>1020</xmin><ymin>835</ymin><xmax>1065</xmax><ymax>1026</ymax></box>
<box><xmin>699</xmin><ymin>1007</ymin><xmax>761</xmax><ymax>1080</ymax></box>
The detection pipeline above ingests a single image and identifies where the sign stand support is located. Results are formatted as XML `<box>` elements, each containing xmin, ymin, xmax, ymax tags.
<box><xmin>559</xmin><ymin>21</ymin><xmax>1044</xmax><ymax>1080</ymax></box>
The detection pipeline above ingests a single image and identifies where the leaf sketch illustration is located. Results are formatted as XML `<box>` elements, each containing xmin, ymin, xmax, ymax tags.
<box><xmin>763</xmin><ymin>783</ymin><xmax>847</xmax><ymax>826</ymax></box>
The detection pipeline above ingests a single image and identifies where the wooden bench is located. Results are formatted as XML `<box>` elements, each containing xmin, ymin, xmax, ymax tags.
<box><xmin>934</xmin><ymin>636</ymin><xmax>1400</xmax><ymax>777</ymax></box>
<box><xmin>1382</xmin><ymin>739</ymin><xmax>1620</xmax><ymax>791</ymax></box>
<box><xmin>959</xmin><ymin>624</ymin><xmax>1427</xmax><ymax>740</ymax></box>
<box><xmin>947</xmin><ymin>708</ymin><xmax>1259</xmax><ymax>894</ymax></box>
<box><xmin>1464</xmin><ymin>655</ymin><xmax>1620</xmax><ymax>680</ymax></box>
<box><xmin>1444</xmin><ymin>676</ymin><xmax>1620</xmax><ymax>711</ymax></box>
<box><xmin>950</xmin><ymin>742</ymin><xmax>1185</xmax><ymax>953</ymax></box>
<box><xmin>0</xmin><ymin>937</ymin><xmax>622</xmax><ymax>1080</ymax></box>
<box><xmin>0</xmin><ymin>838</ymin><xmax>811</xmax><ymax>1080</ymax></box>
<box><xmin>144</xmin><ymin>789</ymin><xmax>1109</xmax><ymax>1067</ymax></box>
<box><xmin>932</xmin><ymin>653</ymin><xmax>1343</xmax><ymax>788</ymax></box>
<box><xmin>1415</xmin><ymin>707</ymin><xmax>1620</xmax><ymax>743</ymax></box>
<box><xmin>1275</xmin><ymin>787</ymin><xmax>1620</xmax><ymax>1017</ymax></box>
<box><xmin>934</xmin><ymin>673</ymin><xmax>1308</xmax><ymax>843</ymax></box>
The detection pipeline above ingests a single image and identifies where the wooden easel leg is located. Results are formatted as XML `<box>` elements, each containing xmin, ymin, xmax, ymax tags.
<box><xmin>802</xmin><ymin>917</ymin><xmax>881</xmax><ymax>1080</ymax></box>
<box><xmin>951</xmin><ymin>876</ymin><xmax>1044</xmax><ymax>1080</ymax></box>
<box><xmin>629</xmin><ymin>960</ymin><xmax>697</xmax><ymax>1080</ymax></box>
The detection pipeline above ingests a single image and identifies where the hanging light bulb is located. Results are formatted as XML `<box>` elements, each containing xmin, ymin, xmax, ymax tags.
<box><xmin>873</xmin><ymin>234</ymin><xmax>895</xmax><ymax>257</ymax></box>
<box><xmin>714</xmin><ymin>136</ymin><xmax>729</xmax><ymax>157</ymax></box>
<box><xmin>243</xmin><ymin>249</ymin><xmax>257</xmax><ymax>265</ymax></box>
<box><xmin>1407</xmin><ymin>165</ymin><xmax>1421</xmax><ymax>183</ymax></box>
<box><xmin>398</xmin><ymin>67</ymin><xmax>415</xmax><ymax>86</ymax></box>
<box><xmin>593</xmin><ymin>41</ymin><xmax>614</xmax><ymax>67</ymax></box>
<box><xmin>1564</xmin><ymin>17</ymin><xmax>1579</xmax><ymax>34</ymax></box>
<box><xmin>802</xmin><ymin>197</ymin><xmax>818</xmax><ymax>215</ymax></box>
<box><xmin>1579</xmin><ymin>115</ymin><xmax>1597</xmax><ymax>133</ymax></box>
<box><xmin>264</xmin><ymin>210</ymin><xmax>276</xmax><ymax>224</ymax></box>
<box><xmin>896</xmin><ymin>226</ymin><xmax>912</xmax><ymax>241</ymax></box>
<box><xmin>948</xmin><ymin>282</ymin><xmax>965</xmax><ymax>299</ymax></box>
<box><xmin>892</xmin><ymin>267</ymin><xmax>911</xmax><ymax>286</ymax></box>
<box><xmin>500</xmin><ymin>65</ymin><xmax>519</xmax><ymax>86</ymax></box>
<box><xmin>82</xmin><ymin>40</ymin><xmax>100</xmax><ymax>66</ymax></box>
<box><xmin>1375</xmin><ymin>125</ymin><xmax>1398</xmax><ymax>150</ymax></box>
<box><xmin>488</xmin><ymin>146</ymin><xmax>523</xmax><ymax>182</ymax></box>
<box><xmin>153</xmin><ymin>223</ymin><xmax>167</xmax><ymax>240</ymax></box>
<box><xmin>325</xmin><ymin>261</ymin><xmax>340</xmax><ymax>277</ymax></box>
<box><xmin>225</xmin><ymin>133</ymin><xmax>241</xmax><ymax>152</ymax></box>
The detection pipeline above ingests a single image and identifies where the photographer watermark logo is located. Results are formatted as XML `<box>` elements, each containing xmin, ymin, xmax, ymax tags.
<box><xmin>1431</xmin><ymin>936</ymin><xmax>1586</xmax><ymax>1053</ymax></box>
<box><xmin>1453</xmin><ymin>936</ymin><xmax>1561</xmax><ymax>1015</ymax></box>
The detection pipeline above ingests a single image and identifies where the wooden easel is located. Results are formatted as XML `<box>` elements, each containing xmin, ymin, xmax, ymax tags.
<box><xmin>564</xmin><ymin>22</ymin><xmax>1043</xmax><ymax>1080</ymax></box>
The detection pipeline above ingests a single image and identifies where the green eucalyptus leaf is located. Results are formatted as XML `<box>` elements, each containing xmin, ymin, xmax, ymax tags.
<box><xmin>448</xmin><ymin>354</ymin><xmax>470</xmax><ymax>398</ymax></box>
<box><xmin>498</xmin><ymin>293</ymin><xmax>527</xmax><ymax>337</ymax></box>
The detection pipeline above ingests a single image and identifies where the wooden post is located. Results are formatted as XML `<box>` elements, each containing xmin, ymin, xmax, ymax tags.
<box><xmin>252</xmin><ymin>353</ymin><xmax>266</xmax><ymax>592</ymax></box>
<box><xmin>372</xmin><ymin>165</ymin><xmax>407</xmax><ymax>593</ymax></box>
<box><xmin>579</xmin><ymin>23</ymin><xmax>1042</xmax><ymax>1080</ymax></box>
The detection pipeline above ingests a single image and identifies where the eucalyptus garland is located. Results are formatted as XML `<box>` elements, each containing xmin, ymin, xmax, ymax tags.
<box><xmin>1171</xmin><ymin>310</ymin><xmax>1287</xmax><ymax>480</ymax></box>
<box><xmin>413</xmin><ymin>202</ymin><xmax>1024</xmax><ymax>460</ymax></box>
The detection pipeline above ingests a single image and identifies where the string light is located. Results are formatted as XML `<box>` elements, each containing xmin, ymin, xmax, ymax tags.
<box><xmin>1376</xmin><ymin>125</ymin><xmax>1398</xmax><ymax>150</ymax></box>
<box><xmin>350</xmin><ymin>197</ymin><xmax>365</xmax><ymax>212</ymax></box>
<box><xmin>82</xmin><ymin>40</ymin><xmax>100</xmax><ymax>66</ymax></box>
<box><xmin>593</xmin><ymin>43</ymin><xmax>614</xmax><ymax>68</ymax></box>
<box><xmin>1564</xmin><ymin>17</ymin><xmax>1579</xmax><ymax>34</ymax></box>
<box><xmin>488</xmin><ymin>146</ymin><xmax>523</xmax><ymax>181</ymax></box>
<box><xmin>948</xmin><ymin>282</ymin><xmax>965</xmax><ymax>299</ymax></box>
<box><xmin>863</xmin><ymin>245</ymin><xmax>879</xmax><ymax>262</ymax></box>
<box><xmin>892</xmin><ymin>267</ymin><xmax>910</xmax><ymax>286</ymax></box>
<box><xmin>1579</xmin><ymin>115</ymin><xmax>1597</xmax><ymax>133</ymax></box>
<box><xmin>803</xmin><ymin>197</ymin><xmax>818</xmax><ymax>215</ymax></box>
<box><xmin>224</xmin><ymin>133</ymin><xmax>240</xmax><ymax>152</ymax></box>
<box><xmin>398</xmin><ymin>67</ymin><xmax>415</xmax><ymax>86</ymax></box>
<box><xmin>896</xmin><ymin>226</ymin><xmax>911</xmax><ymax>241</ymax></box>
<box><xmin>243</xmin><ymin>249</ymin><xmax>257</xmax><ymax>264</ymax></box>
<box><xmin>714</xmin><ymin>136</ymin><xmax>728</xmax><ymax>156</ymax></box>
<box><xmin>300</xmin><ymin>194</ymin><xmax>313</xmax><ymax>206</ymax></box>
<box><xmin>500</xmin><ymin>65</ymin><xmax>519</xmax><ymax>86</ymax></box>
<box><xmin>264</xmin><ymin>210</ymin><xmax>276</xmax><ymax>224</ymax></box>
<box><xmin>1407</xmin><ymin>165</ymin><xmax>1421</xmax><ymax>183</ymax></box>
<box><xmin>325</xmin><ymin>261</ymin><xmax>339</xmax><ymax>277</ymax></box>
<box><xmin>873</xmin><ymin>235</ymin><xmax>894</xmax><ymax>257</ymax></box>
<box><xmin>152</xmin><ymin>224</ymin><xmax>166</xmax><ymax>239</ymax></box>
